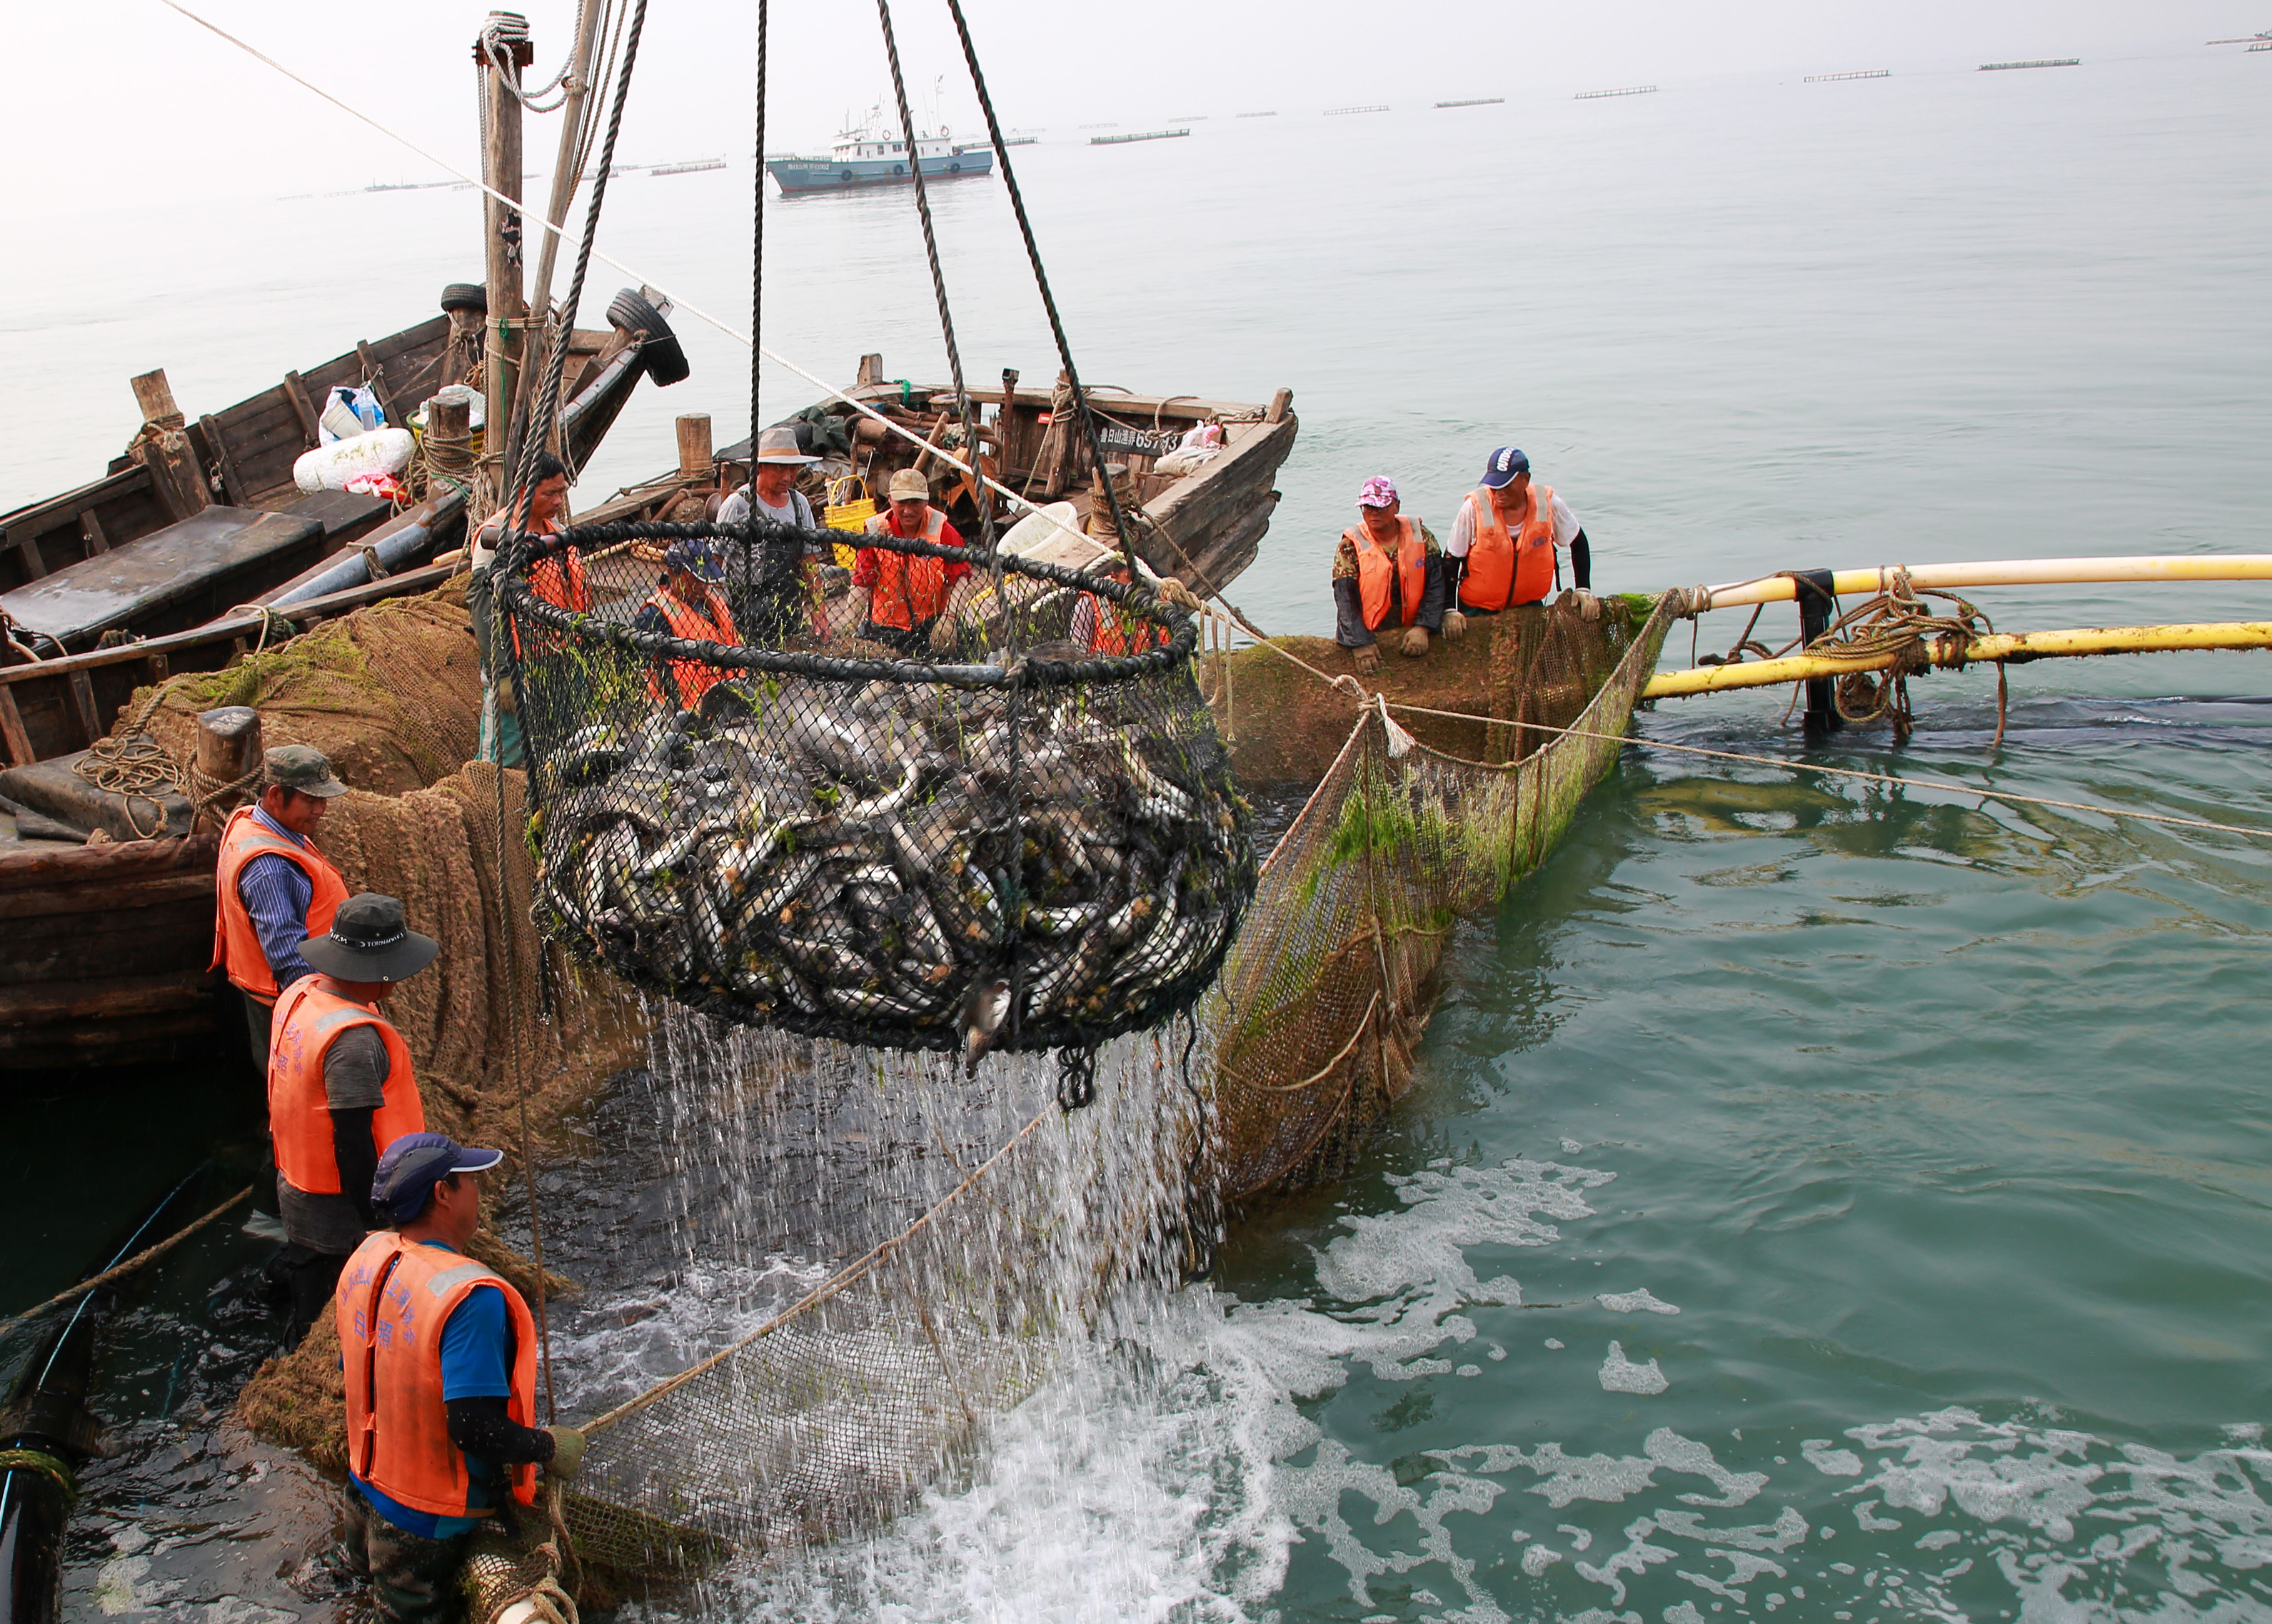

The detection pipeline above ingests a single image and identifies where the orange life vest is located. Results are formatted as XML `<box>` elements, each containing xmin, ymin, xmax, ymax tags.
<box><xmin>268</xmin><ymin>975</ymin><xmax>426</xmax><ymax>1197</ymax></box>
<box><xmin>211</xmin><ymin>806</ymin><xmax>351</xmax><ymax>1003</ymax></box>
<box><xmin>338</xmin><ymin>1232</ymin><xmax>540</xmax><ymax>1518</ymax></box>
<box><xmin>1344</xmin><ymin>518</ymin><xmax>1428</xmax><ymax>632</ymax></box>
<box><xmin>1457</xmin><ymin>483</ymin><xmax>1557</xmax><ymax>612</ymax></box>
<box><xmin>1080</xmin><ymin>590</ymin><xmax>1168</xmax><ymax>656</ymax></box>
<box><xmin>643</xmin><ymin>586</ymin><xmax>740</xmax><ymax>709</ymax></box>
<box><xmin>860</xmin><ymin>508</ymin><xmax>953</xmax><ymax>632</ymax></box>
<box><xmin>529</xmin><ymin>544</ymin><xmax>588</xmax><ymax>615</ymax></box>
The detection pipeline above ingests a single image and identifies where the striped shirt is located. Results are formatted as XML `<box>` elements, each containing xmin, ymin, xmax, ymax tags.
<box><xmin>238</xmin><ymin>807</ymin><xmax>318</xmax><ymax>993</ymax></box>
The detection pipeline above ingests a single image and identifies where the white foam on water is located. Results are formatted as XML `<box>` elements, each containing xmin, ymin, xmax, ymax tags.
<box><xmin>1598</xmin><ymin>1341</ymin><xmax>1669</xmax><ymax>1395</ymax></box>
<box><xmin>638</xmin><ymin>1151</ymin><xmax>2272</xmax><ymax>1624</ymax></box>
<box><xmin>1597</xmin><ymin>1288</ymin><xmax>1682</xmax><ymax>1316</ymax></box>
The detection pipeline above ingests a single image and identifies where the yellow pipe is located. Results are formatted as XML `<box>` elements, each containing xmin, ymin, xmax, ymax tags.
<box><xmin>1643</xmin><ymin>622</ymin><xmax>2272</xmax><ymax>700</ymax></box>
<box><xmin>1698</xmin><ymin>556</ymin><xmax>2272</xmax><ymax>611</ymax></box>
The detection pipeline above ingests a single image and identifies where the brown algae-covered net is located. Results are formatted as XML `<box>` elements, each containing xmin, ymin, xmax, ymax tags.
<box><xmin>493</xmin><ymin>520</ymin><xmax>1257</xmax><ymax>1054</ymax></box>
<box><xmin>1203</xmin><ymin>594</ymin><xmax>1675</xmax><ymax>1197</ymax></box>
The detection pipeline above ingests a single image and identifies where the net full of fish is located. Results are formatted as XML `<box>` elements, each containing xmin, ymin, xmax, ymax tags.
<box><xmin>531</xmin><ymin>667</ymin><xmax>1255</xmax><ymax>1051</ymax></box>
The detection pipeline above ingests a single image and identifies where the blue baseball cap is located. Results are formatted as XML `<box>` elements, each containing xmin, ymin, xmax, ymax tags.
<box><xmin>1480</xmin><ymin>446</ymin><xmax>1530</xmax><ymax>489</ymax></box>
<box><xmin>372</xmin><ymin>1132</ymin><xmax>505</xmax><ymax>1223</ymax></box>
<box><xmin>663</xmin><ymin>539</ymin><xmax>725</xmax><ymax>582</ymax></box>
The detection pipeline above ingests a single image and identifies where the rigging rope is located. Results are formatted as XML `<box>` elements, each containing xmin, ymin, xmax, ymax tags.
<box><xmin>146</xmin><ymin>0</ymin><xmax>1111</xmax><ymax>573</ymax></box>
<box><xmin>750</xmin><ymin>0</ymin><xmax>768</xmax><ymax>460</ymax></box>
<box><xmin>940</xmin><ymin>0</ymin><xmax>1141</xmax><ymax>579</ymax></box>
<box><xmin>0</xmin><ymin>1186</ymin><xmax>252</xmax><ymax>1341</ymax></box>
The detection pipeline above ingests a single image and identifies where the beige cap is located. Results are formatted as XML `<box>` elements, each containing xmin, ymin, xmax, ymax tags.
<box><xmin>886</xmin><ymin>468</ymin><xmax>930</xmax><ymax>502</ymax></box>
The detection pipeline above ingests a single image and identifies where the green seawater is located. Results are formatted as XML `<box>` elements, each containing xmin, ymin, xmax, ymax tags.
<box><xmin>3</xmin><ymin>33</ymin><xmax>2266</xmax><ymax>1624</ymax></box>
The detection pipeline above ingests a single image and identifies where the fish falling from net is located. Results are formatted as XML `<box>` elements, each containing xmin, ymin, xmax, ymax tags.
<box><xmin>533</xmin><ymin>668</ymin><xmax>1250</xmax><ymax>1047</ymax></box>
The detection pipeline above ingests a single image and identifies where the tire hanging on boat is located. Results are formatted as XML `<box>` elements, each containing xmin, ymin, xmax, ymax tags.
<box><xmin>493</xmin><ymin>517</ymin><xmax>1257</xmax><ymax>1055</ymax></box>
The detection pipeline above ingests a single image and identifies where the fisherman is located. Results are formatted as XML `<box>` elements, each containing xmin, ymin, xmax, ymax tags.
<box><xmin>268</xmin><ymin>892</ymin><xmax>436</xmax><ymax>1350</ymax></box>
<box><xmin>212</xmin><ymin>745</ymin><xmax>352</xmax><ymax>1225</ymax></box>
<box><xmin>337</xmin><ymin>1131</ymin><xmax>583</xmax><ymax>1624</ymax></box>
<box><xmin>1446</xmin><ymin>447</ymin><xmax>1594</xmax><ymax>615</ymax></box>
<box><xmin>633</xmin><ymin>539</ymin><xmax>740</xmax><ymax>709</ymax></box>
<box><xmin>850</xmin><ymin>468</ymin><xmax>972</xmax><ymax>655</ymax></box>
<box><xmin>1332</xmin><ymin>476</ymin><xmax>1456</xmax><ymax>675</ymax></box>
<box><xmin>717</xmin><ymin>426</ymin><xmax>825</xmax><ymax>641</ymax></box>
<box><xmin>1072</xmin><ymin>559</ymin><xmax>1170</xmax><ymax>655</ymax></box>
<box><xmin>471</xmin><ymin>452</ymin><xmax>583</xmax><ymax>767</ymax></box>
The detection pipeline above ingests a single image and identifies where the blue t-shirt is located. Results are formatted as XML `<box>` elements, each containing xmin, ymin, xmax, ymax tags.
<box><xmin>351</xmin><ymin>1242</ymin><xmax>516</xmax><ymax>1540</ymax></box>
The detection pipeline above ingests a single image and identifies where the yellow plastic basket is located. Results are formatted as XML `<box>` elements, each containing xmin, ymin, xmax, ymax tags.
<box><xmin>822</xmin><ymin>485</ymin><xmax>876</xmax><ymax>570</ymax></box>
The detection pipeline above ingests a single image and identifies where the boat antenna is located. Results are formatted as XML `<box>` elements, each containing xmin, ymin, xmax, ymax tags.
<box><xmin>938</xmin><ymin>0</ymin><xmax>1145</xmax><ymax>580</ymax></box>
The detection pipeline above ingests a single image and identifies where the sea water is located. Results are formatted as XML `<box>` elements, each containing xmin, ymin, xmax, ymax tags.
<box><xmin>6</xmin><ymin>42</ymin><xmax>2269</xmax><ymax>1624</ymax></box>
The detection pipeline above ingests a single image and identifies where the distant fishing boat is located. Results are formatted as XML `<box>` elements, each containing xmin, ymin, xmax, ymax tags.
<box><xmin>766</xmin><ymin>109</ymin><xmax>993</xmax><ymax>194</ymax></box>
<box><xmin>1325</xmin><ymin>104</ymin><xmax>1389</xmax><ymax>116</ymax></box>
<box><xmin>1804</xmin><ymin>69</ymin><xmax>1890</xmax><ymax>82</ymax></box>
<box><xmin>1575</xmin><ymin>84</ymin><xmax>1659</xmax><ymax>100</ymax></box>
<box><xmin>1434</xmin><ymin>97</ymin><xmax>1504</xmax><ymax>109</ymax></box>
<box><xmin>1979</xmin><ymin>59</ymin><xmax>2080</xmax><ymax>71</ymax></box>
<box><xmin>1090</xmin><ymin>128</ymin><xmax>1190</xmax><ymax>146</ymax></box>
<box><xmin>1236</xmin><ymin>111</ymin><xmax>1277</xmax><ymax>118</ymax></box>
<box><xmin>649</xmin><ymin>157</ymin><xmax>726</xmax><ymax>176</ymax></box>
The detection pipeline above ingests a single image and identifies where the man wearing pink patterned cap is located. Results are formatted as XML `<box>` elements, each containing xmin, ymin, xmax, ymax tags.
<box><xmin>1332</xmin><ymin>476</ymin><xmax>1461</xmax><ymax>675</ymax></box>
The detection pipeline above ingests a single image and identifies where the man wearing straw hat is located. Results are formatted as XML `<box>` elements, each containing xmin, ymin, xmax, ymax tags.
<box><xmin>336</xmin><ymin>1130</ymin><xmax>583</xmax><ymax>1623</ymax></box>
<box><xmin>718</xmin><ymin>425</ymin><xmax>826</xmax><ymax>640</ymax></box>
<box><xmin>266</xmin><ymin>893</ymin><xmax>436</xmax><ymax>1349</ymax></box>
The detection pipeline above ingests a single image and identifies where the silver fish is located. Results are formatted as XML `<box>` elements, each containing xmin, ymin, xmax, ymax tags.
<box><xmin>959</xmin><ymin>973</ymin><xmax>1012</xmax><ymax>1073</ymax></box>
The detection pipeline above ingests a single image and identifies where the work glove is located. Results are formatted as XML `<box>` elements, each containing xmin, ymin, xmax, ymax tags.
<box><xmin>545</xmin><ymin>1425</ymin><xmax>585</xmax><ymax>1481</ymax></box>
<box><xmin>1441</xmin><ymin>610</ymin><xmax>1468</xmax><ymax>642</ymax></box>
<box><xmin>1556</xmin><ymin>588</ymin><xmax>1602</xmax><ymax>622</ymax></box>
<box><xmin>1352</xmin><ymin>641</ymin><xmax>1382</xmax><ymax>676</ymax></box>
<box><xmin>1399</xmin><ymin>626</ymin><xmax>1431</xmax><ymax>658</ymax></box>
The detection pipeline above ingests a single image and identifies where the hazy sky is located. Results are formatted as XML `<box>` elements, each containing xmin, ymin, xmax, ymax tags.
<box><xmin>4</xmin><ymin>1</ymin><xmax>2251</xmax><ymax>215</ymax></box>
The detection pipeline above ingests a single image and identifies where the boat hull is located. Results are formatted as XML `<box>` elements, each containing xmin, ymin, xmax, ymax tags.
<box><xmin>767</xmin><ymin>148</ymin><xmax>995</xmax><ymax>194</ymax></box>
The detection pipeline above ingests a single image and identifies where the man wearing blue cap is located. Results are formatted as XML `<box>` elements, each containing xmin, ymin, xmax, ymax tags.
<box><xmin>633</xmin><ymin>540</ymin><xmax>741</xmax><ymax>709</ymax></box>
<box><xmin>336</xmin><ymin>1132</ymin><xmax>584</xmax><ymax>1623</ymax></box>
<box><xmin>1447</xmin><ymin>447</ymin><xmax>1594</xmax><ymax>615</ymax></box>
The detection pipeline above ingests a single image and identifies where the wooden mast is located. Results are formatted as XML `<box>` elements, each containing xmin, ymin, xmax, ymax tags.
<box><xmin>477</xmin><ymin>14</ymin><xmax>533</xmax><ymax>510</ymax></box>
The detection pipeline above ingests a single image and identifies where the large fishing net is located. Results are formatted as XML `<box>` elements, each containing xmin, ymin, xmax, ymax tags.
<box><xmin>1203</xmin><ymin>593</ymin><xmax>1677</xmax><ymax>1197</ymax></box>
<box><xmin>493</xmin><ymin>519</ymin><xmax>1256</xmax><ymax>1056</ymax></box>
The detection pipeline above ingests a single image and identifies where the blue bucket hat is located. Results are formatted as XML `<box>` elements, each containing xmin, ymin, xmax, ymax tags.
<box><xmin>663</xmin><ymin>539</ymin><xmax>725</xmax><ymax>582</ymax></box>
<box><xmin>1480</xmin><ymin>446</ymin><xmax>1530</xmax><ymax>489</ymax></box>
<box><xmin>372</xmin><ymin>1131</ymin><xmax>505</xmax><ymax>1224</ymax></box>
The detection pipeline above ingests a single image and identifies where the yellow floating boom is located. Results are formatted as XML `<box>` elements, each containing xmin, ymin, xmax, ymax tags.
<box><xmin>1644</xmin><ymin>622</ymin><xmax>2272</xmax><ymax>700</ymax></box>
<box><xmin>1698</xmin><ymin>556</ymin><xmax>2272</xmax><ymax>612</ymax></box>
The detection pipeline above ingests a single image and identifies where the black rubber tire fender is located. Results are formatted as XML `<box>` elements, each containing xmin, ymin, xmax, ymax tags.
<box><xmin>605</xmin><ymin>288</ymin><xmax>691</xmax><ymax>386</ymax></box>
<box><xmin>440</xmin><ymin>282</ymin><xmax>488</xmax><ymax>316</ymax></box>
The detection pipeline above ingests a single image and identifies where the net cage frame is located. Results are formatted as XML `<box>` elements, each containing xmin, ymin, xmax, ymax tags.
<box><xmin>492</xmin><ymin>516</ymin><xmax>1257</xmax><ymax>1054</ymax></box>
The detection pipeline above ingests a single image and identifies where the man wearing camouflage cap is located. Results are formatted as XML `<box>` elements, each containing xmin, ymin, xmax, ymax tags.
<box><xmin>211</xmin><ymin>745</ymin><xmax>351</xmax><ymax>1228</ymax></box>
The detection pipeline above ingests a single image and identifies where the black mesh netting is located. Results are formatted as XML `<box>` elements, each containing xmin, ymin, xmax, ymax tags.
<box><xmin>494</xmin><ymin>518</ymin><xmax>1257</xmax><ymax>1052</ymax></box>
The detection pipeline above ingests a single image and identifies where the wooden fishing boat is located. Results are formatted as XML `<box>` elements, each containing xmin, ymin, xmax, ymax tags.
<box><xmin>0</xmin><ymin>287</ymin><xmax>675</xmax><ymax>767</ymax></box>
<box><xmin>0</xmin><ymin>352</ymin><xmax>1293</xmax><ymax>1072</ymax></box>
<box><xmin>723</xmin><ymin>353</ymin><xmax>1297</xmax><ymax>600</ymax></box>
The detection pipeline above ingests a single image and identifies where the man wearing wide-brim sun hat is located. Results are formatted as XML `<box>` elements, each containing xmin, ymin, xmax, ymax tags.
<box><xmin>717</xmin><ymin>425</ymin><xmax>827</xmax><ymax>641</ymax></box>
<box><xmin>266</xmin><ymin>892</ymin><xmax>440</xmax><ymax>1350</ymax></box>
<box><xmin>850</xmin><ymin>465</ymin><xmax>975</xmax><ymax>655</ymax></box>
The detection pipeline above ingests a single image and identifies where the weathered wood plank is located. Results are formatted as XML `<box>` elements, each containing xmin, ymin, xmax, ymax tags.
<box><xmin>198</xmin><ymin>413</ymin><xmax>249</xmax><ymax>505</ymax></box>
<box><xmin>66</xmin><ymin>669</ymin><xmax>101</xmax><ymax>745</ymax></box>
<box><xmin>0</xmin><ymin>687</ymin><xmax>34</xmax><ymax>768</ymax></box>
<box><xmin>283</xmin><ymin>370</ymin><xmax>323</xmax><ymax>448</ymax></box>
<box><xmin>80</xmin><ymin>508</ymin><xmax>110</xmax><ymax>555</ymax></box>
<box><xmin>0</xmin><ymin>467</ymin><xmax>151</xmax><ymax>539</ymax></box>
<box><xmin>0</xmin><ymin>967</ymin><xmax>220</xmax><ymax>1024</ymax></box>
<box><xmin>14</xmin><ymin>530</ymin><xmax>48</xmax><ymax>580</ymax></box>
<box><xmin>0</xmin><ymin>872</ymin><xmax>217</xmax><ymax>921</ymax></box>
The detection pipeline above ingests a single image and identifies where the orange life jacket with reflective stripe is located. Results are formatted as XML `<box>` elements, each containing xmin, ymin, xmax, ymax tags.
<box><xmin>1080</xmin><ymin>590</ymin><xmax>1168</xmax><ymax>656</ymax></box>
<box><xmin>211</xmin><ymin>806</ymin><xmax>351</xmax><ymax>1003</ymax></box>
<box><xmin>338</xmin><ymin>1232</ymin><xmax>540</xmax><ymax>1518</ymax></box>
<box><xmin>643</xmin><ymin>587</ymin><xmax>740</xmax><ymax>709</ymax></box>
<box><xmin>268</xmin><ymin>975</ymin><xmax>425</xmax><ymax>1196</ymax></box>
<box><xmin>1458</xmin><ymin>483</ymin><xmax>1557</xmax><ymax>612</ymax></box>
<box><xmin>860</xmin><ymin>508</ymin><xmax>952</xmax><ymax>631</ymax></box>
<box><xmin>1344</xmin><ymin>518</ymin><xmax>1428</xmax><ymax>632</ymax></box>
